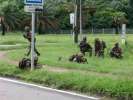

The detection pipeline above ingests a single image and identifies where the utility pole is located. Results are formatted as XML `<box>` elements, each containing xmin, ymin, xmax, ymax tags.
<box><xmin>79</xmin><ymin>0</ymin><xmax>82</xmax><ymax>41</ymax></box>
<box><xmin>74</xmin><ymin>0</ymin><xmax>79</xmax><ymax>43</ymax></box>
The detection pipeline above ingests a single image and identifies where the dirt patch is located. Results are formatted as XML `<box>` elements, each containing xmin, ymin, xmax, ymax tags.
<box><xmin>0</xmin><ymin>51</ymin><xmax>18</xmax><ymax>65</ymax></box>
<box><xmin>0</xmin><ymin>51</ymin><xmax>118</xmax><ymax>78</ymax></box>
<box><xmin>43</xmin><ymin>65</ymin><xmax>70</xmax><ymax>73</ymax></box>
<box><xmin>0</xmin><ymin>51</ymin><xmax>6</xmax><ymax>60</ymax></box>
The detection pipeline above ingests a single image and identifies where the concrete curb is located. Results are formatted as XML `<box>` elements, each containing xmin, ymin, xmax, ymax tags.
<box><xmin>0</xmin><ymin>77</ymin><xmax>100</xmax><ymax>100</ymax></box>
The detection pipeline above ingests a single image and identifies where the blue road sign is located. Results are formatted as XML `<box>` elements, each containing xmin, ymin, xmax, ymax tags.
<box><xmin>25</xmin><ymin>0</ymin><xmax>43</xmax><ymax>5</ymax></box>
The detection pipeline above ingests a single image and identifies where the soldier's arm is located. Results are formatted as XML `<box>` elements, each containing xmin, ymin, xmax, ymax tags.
<box><xmin>119</xmin><ymin>48</ymin><xmax>122</xmax><ymax>54</ymax></box>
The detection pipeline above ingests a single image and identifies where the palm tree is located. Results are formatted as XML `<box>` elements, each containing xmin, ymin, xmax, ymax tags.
<box><xmin>33</xmin><ymin>0</ymin><xmax>74</xmax><ymax>34</ymax></box>
<box><xmin>36</xmin><ymin>12</ymin><xmax>59</xmax><ymax>34</ymax></box>
<box><xmin>0</xmin><ymin>0</ymin><xmax>24</xmax><ymax>31</ymax></box>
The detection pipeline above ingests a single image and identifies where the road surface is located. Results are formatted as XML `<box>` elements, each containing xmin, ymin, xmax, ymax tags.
<box><xmin>0</xmin><ymin>78</ymin><xmax>99</xmax><ymax>100</ymax></box>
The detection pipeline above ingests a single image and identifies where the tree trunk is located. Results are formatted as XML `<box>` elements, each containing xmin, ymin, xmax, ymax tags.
<box><xmin>38</xmin><ymin>23</ymin><xmax>43</xmax><ymax>34</ymax></box>
<box><xmin>1</xmin><ymin>21</ymin><xmax>6</xmax><ymax>36</ymax></box>
<box><xmin>115</xmin><ymin>26</ymin><xmax>119</xmax><ymax>34</ymax></box>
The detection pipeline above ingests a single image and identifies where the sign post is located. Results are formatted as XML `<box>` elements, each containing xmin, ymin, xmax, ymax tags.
<box><xmin>70</xmin><ymin>13</ymin><xmax>75</xmax><ymax>39</ymax></box>
<box><xmin>121</xmin><ymin>24</ymin><xmax>126</xmax><ymax>45</ymax></box>
<box><xmin>31</xmin><ymin>12</ymin><xmax>35</xmax><ymax>70</ymax></box>
<box><xmin>24</xmin><ymin>0</ymin><xmax>44</xmax><ymax>70</ymax></box>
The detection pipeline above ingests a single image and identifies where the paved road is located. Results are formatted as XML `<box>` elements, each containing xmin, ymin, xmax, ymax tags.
<box><xmin>0</xmin><ymin>78</ymin><xmax>99</xmax><ymax>100</ymax></box>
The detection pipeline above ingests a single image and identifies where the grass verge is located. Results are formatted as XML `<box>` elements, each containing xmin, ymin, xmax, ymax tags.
<box><xmin>1</xmin><ymin>34</ymin><xmax>133</xmax><ymax>100</ymax></box>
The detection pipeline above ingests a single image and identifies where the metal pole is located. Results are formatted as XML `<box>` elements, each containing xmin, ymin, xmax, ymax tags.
<box><xmin>74</xmin><ymin>1</ymin><xmax>77</xmax><ymax>29</ymax></box>
<box><xmin>31</xmin><ymin>12</ymin><xmax>35</xmax><ymax>71</ymax></box>
<box><xmin>74</xmin><ymin>0</ymin><xmax>77</xmax><ymax>42</ymax></box>
<box><xmin>80</xmin><ymin>0</ymin><xmax>82</xmax><ymax>40</ymax></box>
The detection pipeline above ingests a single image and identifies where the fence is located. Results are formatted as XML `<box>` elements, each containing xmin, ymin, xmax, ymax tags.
<box><xmin>42</xmin><ymin>28</ymin><xmax>133</xmax><ymax>34</ymax></box>
<box><xmin>1</xmin><ymin>28</ymin><xmax>133</xmax><ymax>34</ymax></box>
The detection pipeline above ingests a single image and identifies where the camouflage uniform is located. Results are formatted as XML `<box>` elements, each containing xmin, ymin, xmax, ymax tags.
<box><xmin>94</xmin><ymin>38</ymin><xmax>102</xmax><ymax>57</ymax></box>
<box><xmin>100</xmin><ymin>41</ymin><xmax>106</xmax><ymax>57</ymax></box>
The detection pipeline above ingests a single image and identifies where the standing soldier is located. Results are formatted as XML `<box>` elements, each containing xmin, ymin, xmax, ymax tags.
<box><xmin>23</xmin><ymin>26</ymin><xmax>40</xmax><ymax>56</ymax></box>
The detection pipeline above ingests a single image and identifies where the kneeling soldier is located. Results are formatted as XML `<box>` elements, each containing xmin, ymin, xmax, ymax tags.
<box><xmin>79</xmin><ymin>37</ymin><xmax>92</xmax><ymax>56</ymax></box>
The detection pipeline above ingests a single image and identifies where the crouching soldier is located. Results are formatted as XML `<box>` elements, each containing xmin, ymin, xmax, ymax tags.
<box><xmin>23</xmin><ymin>26</ymin><xmax>40</xmax><ymax>56</ymax></box>
<box><xmin>19</xmin><ymin>56</ymin><xmax>38</xmax><ymax>69</ymax></box>
<box><xmin>79</xmin><ymin>37</ymin><xmax>92</xmax><ymax>56</ymax></box>
<box><xmin>69</xmin><ymin>53</ymin><xmax>88</xmax><ymax>64</ymax></box>
<box><xmin>110</xmin><ymin>43</ymin><xmax>122</xmax><ymax>59</ymax></box>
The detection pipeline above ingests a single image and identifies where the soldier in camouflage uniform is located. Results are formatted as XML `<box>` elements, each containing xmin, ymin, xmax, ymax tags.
<box><xmin>69</xmin><ymin>53</ymin><xmax>88</xmax><ymax>64</ymax></box>
<box><xmin>110</xmin><ymin>43</ymin><xmax>122</xmax><ymax>59</ymax></box>
<box><xmin>23</xmin><ymin>26</ymin><xmax>40</xmax><ymax>56</ymax></box>
<box><xmin>79</xmin><ymin>37</ymin><xmax>92</xmax><ymax>56</ymax></box>
<box><xmin>100</xmin><ymin>40</ymin><xmax>107</xmax><ymax>57</ymax></box>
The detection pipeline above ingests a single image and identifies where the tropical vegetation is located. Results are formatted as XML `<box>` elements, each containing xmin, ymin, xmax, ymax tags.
<box><xmin>0</xmin><ymin>0</ymin><xmax>133</xmax><ymax>32</ymax></box>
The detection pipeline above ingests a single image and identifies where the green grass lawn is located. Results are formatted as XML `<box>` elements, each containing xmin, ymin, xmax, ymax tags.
<box><xmin>0</xmin><ymin>33</ymin><xmax>133</xmax><ymax>100</ymax></box>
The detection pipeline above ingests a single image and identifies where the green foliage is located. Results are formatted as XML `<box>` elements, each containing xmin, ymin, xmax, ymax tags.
<box><xmin>0</xmin><ymin>0</ymin><xmax>133</xmax><ymax>31</ymax></box>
